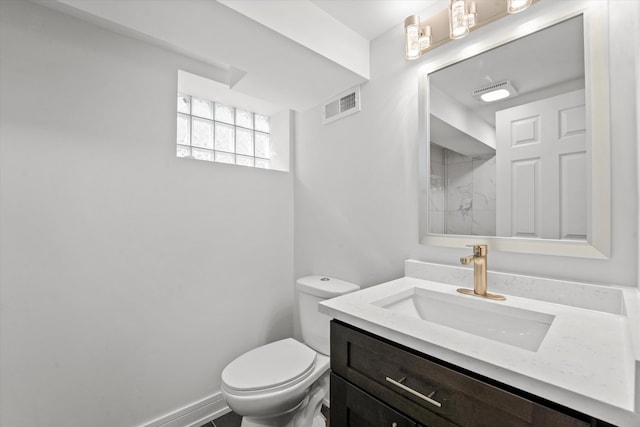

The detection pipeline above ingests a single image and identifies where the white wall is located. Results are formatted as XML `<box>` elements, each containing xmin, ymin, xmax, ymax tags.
<box><xmin>0</xmin><ymin>2</ymin><xmax>293</xmax><ymax>426</ymax></box>
<box><xmin>294</xmin><ymin>0</ymin><xmax>639</xmax><ymax>289</ymax></box>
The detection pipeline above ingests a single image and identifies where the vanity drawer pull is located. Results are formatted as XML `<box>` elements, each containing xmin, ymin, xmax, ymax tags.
<box><xmin>385</xmin><ymin>376</ymin><xmax>442</xmax><ymax>408</ymax></box>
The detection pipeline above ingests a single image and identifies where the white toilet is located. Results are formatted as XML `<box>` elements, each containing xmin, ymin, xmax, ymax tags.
<box><xmin>221</xmin><ymin>276</ymin><xmax>360</xmax><ymax>427</ymax></box>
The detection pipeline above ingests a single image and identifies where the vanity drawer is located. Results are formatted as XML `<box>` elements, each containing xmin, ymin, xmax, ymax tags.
<box><xmin>331</xmin><ymin>321</ymin><xmax>590</xmax><ymax>427</ymax></box>
<box><xmin>331</xmin><ymin>374</ymin><xmax>417</xmax><ymax>427</ymax></box>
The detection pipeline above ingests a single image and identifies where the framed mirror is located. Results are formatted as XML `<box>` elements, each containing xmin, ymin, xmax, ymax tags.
<box><xmin>418</xmin><ymin>0</ymin><xmax>610</xmax><ymax>258</ymax></box>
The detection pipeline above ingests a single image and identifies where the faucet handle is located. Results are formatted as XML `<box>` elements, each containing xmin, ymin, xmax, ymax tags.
<box><xmin>465</xmin><ymin>244</ymin><xmax>487</xmax><ymax>256</ymax></box>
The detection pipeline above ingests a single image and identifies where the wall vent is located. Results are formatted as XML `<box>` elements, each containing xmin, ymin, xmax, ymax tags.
<box><xmin>322</xmin><ymin>85</ymin><xmax>361</xmax><ymax>125</ymax></box>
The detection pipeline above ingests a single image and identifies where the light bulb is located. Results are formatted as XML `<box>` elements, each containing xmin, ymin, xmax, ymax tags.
<box><xmin>507</xmin><ymin>0</ymin><xmax>532</xmax><ymax>14</ymax></box>
<box><xmin>480</xmin><ymin>89</ymin><xmax>511</xmax><ymax>102</ymax></box>
<box><xmin>449</xmin><ymin>0</ymin><xmax>469</xmax><ymax>39</ymax></box>
<box><xmin>405</xmin><ymin>15</ymin><xmax>422</xmax><ymax>60</ymax></box>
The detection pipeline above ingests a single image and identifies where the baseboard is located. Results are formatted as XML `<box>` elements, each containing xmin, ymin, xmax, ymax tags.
<box><xmin>140</xmin><ymin>392</ymin><xmax>231</xmax><ymax>427</ymax></box>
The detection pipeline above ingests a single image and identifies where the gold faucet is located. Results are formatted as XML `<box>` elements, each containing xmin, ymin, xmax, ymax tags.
<box><xmin>457</xmin><ymin>245</ymin><xmax>505</xmax><ymax>301</ymax></box>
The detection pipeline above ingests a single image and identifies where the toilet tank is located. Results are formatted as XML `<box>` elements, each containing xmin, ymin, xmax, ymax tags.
<box><xmin>296</xmin><ymin>276</ymin><xmax>359</xmax><ymax>356</ymax></box>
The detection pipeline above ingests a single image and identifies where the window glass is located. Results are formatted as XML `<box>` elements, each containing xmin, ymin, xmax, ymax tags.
<box><xmin>236</xmin><ymin>155</ymin><xmax>255</xmax><ymax>167</ymax></box>
<box><xmin>192</xmin><ymin>98</ymin><xmax>213</xmax><ymax>119</ymax></box>
<box><xmin>236</xmin><ymin>109</ymin><xmax>253</xmax><ymax>129</ymax></box>
<box><xmin>177</xmin><ymin>95</ymin><xmax>191</xmax><ymax>114</ymax></box>
<box><xmin>176</xmin><ymin>93</ymin><xmax>270</xmax><ymax>169</ymax></box>
<box><xmin>215</xmin><ymin>123</ymin><xmax>235</xmax><ymax>153</ymax></box>
<box><xmin>215</xmin><ymin>103</ymin><xmax>234</xmax><ymax>124</ymax></box>
<box><xmin>177</xmin><ymin>114</ymin><xmax>190</xmax><ymax>146</ymax></box>
<box><xmin>215</xmin><ymin>151</ymin><xmax>235</xmax><ymax>164</ymax></box>
<box><xmin>255</xmin><ymin>132</ymin><xmax>270</xmax><ymax>159</ymax></box>
<box><xmin>193</xmin><ymin>148</ymin><xmax>214</xmax><ymax>162</ymax></box>
<box><xmin>236</xmin><ymin>128</ymin><xmax>254</xmax><ymax>156</ymax></box>
<box><xmin>255</xmin><ymin>114</ymin><xmax>270</xmax><ymax>132</ymax></box>
<box><xmin>177</xmin><ymin>145</ymin><xmax>191</xmax><ymax>158</ymax></box>
<box><xmin>192</xmin><ymin>118</ymin><xmax>213</xmax><ymax>149</ymax></box>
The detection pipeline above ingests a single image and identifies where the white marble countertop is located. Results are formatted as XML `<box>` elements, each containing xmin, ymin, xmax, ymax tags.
<box><xmin>320</xmin><ymin>268</ymin><xmax>640</xmax><ymax>427</ymax></box>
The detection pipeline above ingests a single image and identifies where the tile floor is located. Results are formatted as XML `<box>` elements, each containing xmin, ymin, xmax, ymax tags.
<box><xmin>201</xmin><ymin>405</ymin><xmax>330</xmax><ymax>427</ymax></box>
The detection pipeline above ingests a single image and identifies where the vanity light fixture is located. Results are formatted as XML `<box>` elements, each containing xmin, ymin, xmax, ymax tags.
<box><xmin>404</xmin><ymin>15</ymin><xmax>431</xmax><ymax>59</ymax></box>
<box><xmin>404</xmin><ymin>0</ymin><xmax>535</xmax><ymax>60</ymax></box>
<box><xmin>472</xmin><ymin>80</ymin><xmax>519</xmax><ymax>102</ymax></box>
<box><xmin>507</xmin><ymin>0</ymin><xmax>532</xmax><ymax>14</ymax></box>
<box><xmin>467</xmin><ymin>1</ymin><xmax>478</xmax><ymax>27</ymax></box>
<box><xmin>449</xmin><ymin>0</ymin><xmax>476</xmax><ymax>40</ymax></box>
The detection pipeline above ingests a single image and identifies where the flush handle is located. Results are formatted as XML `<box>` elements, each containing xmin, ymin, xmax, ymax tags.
<box><xmin>385</xmin><ymin>376</ymin><xmax>442</xmax><ymax>408</ymax></box>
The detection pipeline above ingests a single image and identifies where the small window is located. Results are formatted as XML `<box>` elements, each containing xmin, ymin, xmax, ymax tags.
<box><xmin>176</xmin><ymin>94</ymin><xmax>271</xmax><ymax>169</ymax></box>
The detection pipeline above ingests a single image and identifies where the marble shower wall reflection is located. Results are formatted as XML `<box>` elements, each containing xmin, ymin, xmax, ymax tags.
<box><xmin>430</xmin><ymin>144</ymin><xmax>496</xmax><ymax>236</ymax></box>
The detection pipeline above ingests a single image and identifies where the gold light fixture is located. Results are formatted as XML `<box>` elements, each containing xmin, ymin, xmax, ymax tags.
<box><xmin>404</xmin><ymin>0</ymin><xmax>534</xmax><ymax>60</ymax></box>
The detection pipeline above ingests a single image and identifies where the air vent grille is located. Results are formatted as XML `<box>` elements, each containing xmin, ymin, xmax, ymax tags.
<box><xmin>322</xmin><ymin>86</ymin><xmax>361</xmax><ymax>124</ymax></box>
<box><xmin>473</xmin><ymin>80</ymin><xmax>508</xmax><ymax>96</ymax></box>
<box><xmin>340</xmin><ymin>92</ymin><xmax>356</xmax><ymax>111</ymax></box>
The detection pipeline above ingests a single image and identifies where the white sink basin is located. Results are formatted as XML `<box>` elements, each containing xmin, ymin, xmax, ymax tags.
<box><xmin>373</xmin><ymin>288</ymin><xmax>555</xmax><ymax>351</ymax></box>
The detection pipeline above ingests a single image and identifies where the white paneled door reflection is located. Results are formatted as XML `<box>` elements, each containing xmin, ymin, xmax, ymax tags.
<box><xmin>496</xmin><ymin>89</ymin><xmax>587</xmax><ymax>240</ymax></box>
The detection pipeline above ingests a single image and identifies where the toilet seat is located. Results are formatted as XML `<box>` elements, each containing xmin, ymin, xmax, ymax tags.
<box><xmin>222</xmin><ymin>338</ymin><xmax>317</xmax><ymax>394</ymax></box>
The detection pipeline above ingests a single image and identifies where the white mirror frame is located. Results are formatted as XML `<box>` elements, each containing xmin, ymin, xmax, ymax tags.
<box><xmin>418</xmin><ymin>0</ymin><xmax>610</xmax><ymax>259</ymax></box>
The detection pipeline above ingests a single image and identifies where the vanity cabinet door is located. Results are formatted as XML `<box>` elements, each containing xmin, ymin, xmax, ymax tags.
<box><xmin>331</xmin><ymin>321</ymin><xmax>591</xmax><ymax>427</ymax></box>
<box><xmin>331</xmin><ymin>374</ymin><xmax>417</xmax><ymax>427</ymax></box>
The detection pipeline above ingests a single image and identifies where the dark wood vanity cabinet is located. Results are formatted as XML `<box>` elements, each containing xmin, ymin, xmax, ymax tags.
<box><xmin>332</xmin><ymin>374</ymin><xmax>417</xmax><ymax>427</ymax></box>
<box><xmin>330</xmin><ymin>320</ymin><xmax>614</xmax><ymax>427</ymax></box>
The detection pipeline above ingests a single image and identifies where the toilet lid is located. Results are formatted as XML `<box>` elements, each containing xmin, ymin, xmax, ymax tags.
<box><xmin>222</xmin><ymin>338</ymin><xmax>317</xmax><ymax>392</ymax></box>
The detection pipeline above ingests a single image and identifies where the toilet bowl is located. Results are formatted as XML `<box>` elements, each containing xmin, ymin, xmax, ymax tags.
<box><xmin>222</xmin><ymin>339</ymin><xmax>330</xmax><ymax>426</ymax></box>
<box><xmin>220</xmin><ymin>276</ymin><xmax>359</xmax><ymax>427</ymax></box>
